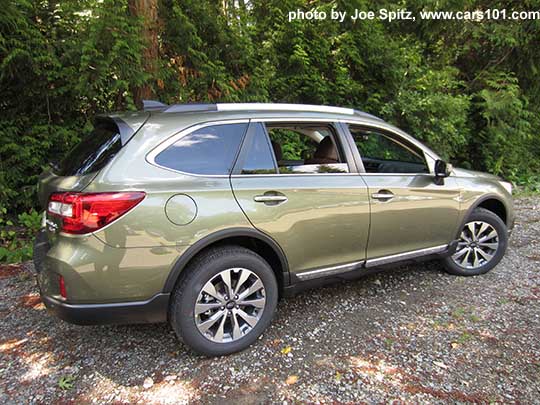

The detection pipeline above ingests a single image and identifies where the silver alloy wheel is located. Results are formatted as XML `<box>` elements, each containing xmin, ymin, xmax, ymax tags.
<box><xmin>195</xmin><ymin>268</ymin><xmax>266</xmax><ymax>343</ymax></box>
<box><xmin>451</xmin><ymin>220</ymin><xmax>499</xmax><ymax>269</ymax></box>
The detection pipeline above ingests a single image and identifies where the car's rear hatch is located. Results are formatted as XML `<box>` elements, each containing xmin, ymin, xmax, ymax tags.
<box><xmin>37</xmin><ymin>113</ymin><xmax>149</xmax><ymax>210</ymax></box>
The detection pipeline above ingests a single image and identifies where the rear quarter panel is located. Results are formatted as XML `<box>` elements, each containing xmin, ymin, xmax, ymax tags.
<box><xmin>86</xmin><ymin>113</ymin><xmax>253</xmax><ymax>249</ymax></box>
<box><xmin>39</xmin><ymin>234</ymin><xmax>182</xmax><ymax>303</ymax></box>
<box><xmin>56</xmin><ymin>113</ymin><xmax>254</xmax><ymax>302</ymax></box>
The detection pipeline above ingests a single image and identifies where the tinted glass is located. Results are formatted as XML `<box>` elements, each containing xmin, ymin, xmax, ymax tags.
<box><xmin>350</xmin><ymin>126</ymin><xmax>428</xmax><ymax>173</ymax></box>
<box><xmin>155</xmin><ymin>123</ymin><xmax>247</xmax><ymax>175</ymax></box>
<box><xmin>56</xmin><ymin>120</ymin><xmax>122</xmax><ymax>176</ymax></box>
<box><xmin>267</xmin><ymin>127</ymin><xmax>318</xmax><ymax>161</ymax></box>
<box><xmin>266</xmin><ymin>124</ymin><xmax>348</xmax><ymax>174</ymax></box>
<box><xmin>241</xmin><ymin>124</ymin><xmax>276</xmax><ymax>174</ymax></box>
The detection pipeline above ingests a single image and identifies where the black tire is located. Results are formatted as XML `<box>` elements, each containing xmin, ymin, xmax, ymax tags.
<box><xmin>169</xmin><ymin>245</ymin><xmax>278</xmax><ymax>356</ymax></box>
<box><xmin>442</xmin><ymin>208</ymin><xmax>508</xmax><ymax>276</ymax></box>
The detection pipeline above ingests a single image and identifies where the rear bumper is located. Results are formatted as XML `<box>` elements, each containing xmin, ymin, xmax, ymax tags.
<box><xmin>41</xmin><ymin>293</ymin><xmax>170</xmax><ymax>325</ymax></box>
<box><xmin>33</xmin><ymin>226</ymin><xmax>179</xmax><ymax>309</ymax></box>
<box><xmin>34</xmin><ymin>229</ymin><xmax>171</xmax><ymax>325</ymax></box>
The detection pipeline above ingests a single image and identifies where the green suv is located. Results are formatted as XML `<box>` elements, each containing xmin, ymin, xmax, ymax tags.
<box><xmin>35</xmin><ymin>103</ymin><xmax>514</xmax><ymax>356</ymax></box>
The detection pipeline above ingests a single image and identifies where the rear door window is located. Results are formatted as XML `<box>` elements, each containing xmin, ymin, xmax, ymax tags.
<box><xmin>154</xmin><ymin>123</ymin><xmax>248</xmax><ymax>175</ymax></box>
<box><xmin>56</xmin><ymin>119</ymin><xmax>122</xmax><ymax>176</ymax></box>
<box><xmin>265</xmin><ymin>123</ymin><xmax>349</xmax><ymax>174</ymax></box>
<box><xmin>240</xmin><ymin>123</ymin><xmax>277</xmax><ymax>174</ymax></box>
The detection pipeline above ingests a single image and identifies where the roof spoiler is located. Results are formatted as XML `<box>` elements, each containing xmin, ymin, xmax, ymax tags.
<box><xmin>142</xmin><ymin>100</ymin><xmax>168</xmax><ymax>111</ymax></box>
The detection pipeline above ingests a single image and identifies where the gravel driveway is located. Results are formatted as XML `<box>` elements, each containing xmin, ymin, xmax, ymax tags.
<box><xmin>1</xmin><ymin>197</ymin><xmax>539</xmax><ymax>403</ymax></box>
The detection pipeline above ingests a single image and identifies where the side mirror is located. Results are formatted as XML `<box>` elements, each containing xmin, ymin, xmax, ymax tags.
<box><xmin>434</xmin><ymin>160</ymin><xmax>452</xmax><ymax>184</ymax></box>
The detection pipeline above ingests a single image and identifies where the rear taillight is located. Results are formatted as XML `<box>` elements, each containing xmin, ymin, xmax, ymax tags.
<box><xmin>47</xmin><ymin>192</ymin><xmax>145</xmax><ymax>235</ymax></box>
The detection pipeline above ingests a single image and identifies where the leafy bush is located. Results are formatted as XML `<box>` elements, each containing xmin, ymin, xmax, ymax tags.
<box><xmin>473</xmin><ymin>72</ymin><xmax>538</xmax><ymax>178</ymax></box>
<box><xmin>1</xmin><ymin>0</ymin><xmax>540</xmax><ymax>263</ymax></box>
<box><xmin>0</xmin><ymin>0</ymin><xmax>146</xmax><ymax>216</ymax></box>
<box><xmin>0</xmin><ymin>207</ymin><xmax>41</xmax><ymax>263</ymax></box>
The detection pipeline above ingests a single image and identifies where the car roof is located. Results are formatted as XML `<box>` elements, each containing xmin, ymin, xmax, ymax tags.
<box><xmin>142</xmin><ymin>101</ymin><xmax>385</xmax><ymax>123</ymax></box>
<box><xmin>109</xmin><ymin>102</ymin><xmax>385</xmax><ymax>126</ymax></box>
<box><xmin>109</xmin><ymin>102</ymin><xmax>441</xmax><ymax>160</ymax></box>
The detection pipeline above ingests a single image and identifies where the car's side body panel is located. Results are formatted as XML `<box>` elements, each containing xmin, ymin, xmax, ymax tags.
<box><xmin>229</xmin><ymin>119</ymin><xmax>371</xmax><ymax>275</ymax></box>
<box><xmin>34</xmin><ymin>105</ymin><xmax>515</xmax><ymax>325</ymax></box>
<box><xmin>89</xmin><ymin>177</ymin><xmax>251</xmax><ymax>249</ymax></box>
<box><xmin>360</xmin><ymin>174</ymin><xmax>461</xmax><ymax>259</ymax></box>
<box><xmin>231</xmin><ymin>174</ymin><xmax>371</xmax><ymax>273</ymax></box>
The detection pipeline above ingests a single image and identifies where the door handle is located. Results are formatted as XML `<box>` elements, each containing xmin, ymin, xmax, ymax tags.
<box><xmin>371</xmin><ymin>190</ymin><xmax>394</xmax><ymax>201</ymax></box>
<box><xmin>254</xmin><ymin>193</ymin><xmax>288</xmax><ymax>205</ymax></box>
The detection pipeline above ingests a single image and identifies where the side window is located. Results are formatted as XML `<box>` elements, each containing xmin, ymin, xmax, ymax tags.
<box><xmin>349</xmin><ymin>126</ymin><xmax>428</xmax><ymax>174</ymax></box>
<box><xmin>241</xmin><ymin>124</ymin><xmax>277</xmax><ymax>174</ymax></box>
<box><xmin>154</xmin><ymin>123</ymin><xmax>247</xmax><ymax>175</ymax></box>
<box><xmin>265</xmin><ymin>123</ymin><xmax>349</xmax><ymax>174</ymax></box>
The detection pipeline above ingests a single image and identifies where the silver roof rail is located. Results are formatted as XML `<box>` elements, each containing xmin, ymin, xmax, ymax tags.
<box><xmin>164</xmin><ymin>104</ymin><xmax>217</xmax><ymax>113</ymax></box>
<box><xmin>353</xmin><ymin>110</ymin><xmax>384</xmax><ymax>121</ymax></box>
<box><xmin>216</xmin><ymin>103</ymin><xmax>355</xmax><ymax>115</ymax></box>
<box><xmin>144</xmin><ymin>101</ymin><xmax>383</xmax><ymax>120</ymax></box>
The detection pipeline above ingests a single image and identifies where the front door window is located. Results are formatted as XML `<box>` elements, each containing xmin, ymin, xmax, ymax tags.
<box><xmin>349</xmin><ymin>127</ymin><xmax>428</xmax><ymax>174</ymax></box>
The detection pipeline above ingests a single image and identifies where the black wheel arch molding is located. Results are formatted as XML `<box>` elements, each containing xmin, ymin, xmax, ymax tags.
<box><xmin>457</xmin><ymin>193</ymin><xmax>512</xmax><ymax>235</ymax></box>
<box><xmin>162</xmin><ymin>227</ymin><xmax>290</xmax><ymax>293</ymax></box>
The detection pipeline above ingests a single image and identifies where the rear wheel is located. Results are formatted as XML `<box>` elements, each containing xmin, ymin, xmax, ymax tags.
<box><xmin>442</xmin><ymin>208</ymin><xmax>508</xmax><ymax>276</ymax></box>
<box><xmin>169</xmin><ymin>245</ymin><xmax>278</xmax><ymax>356</ymax></box>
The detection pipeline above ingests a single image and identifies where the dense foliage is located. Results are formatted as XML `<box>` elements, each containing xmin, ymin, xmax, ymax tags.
<box><xmin>1</xmin><ymin>0</ymin><xmax>540</xmax><ymax>260</ymax></box>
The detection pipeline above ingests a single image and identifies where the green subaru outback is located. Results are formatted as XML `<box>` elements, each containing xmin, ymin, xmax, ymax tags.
<box><xmin>34</xmin><ymin>102</ymin><xmax>514</xmax><ymax>356</ymax></box>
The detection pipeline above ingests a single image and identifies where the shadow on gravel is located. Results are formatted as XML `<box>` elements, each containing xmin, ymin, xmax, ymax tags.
<box><xmin>3</xmin><ymin>241</ymin><xmax>539</xmax><ymax>403</ymax></box>
<box><xmin>5</xmin><ymin>260</ymin><xmax>438</xmax><ymax>373</ymax></box>
<box><xmin>52</xmin><ymin>260</ymin><xmax>444</xmax><ymax>382</ymax></box>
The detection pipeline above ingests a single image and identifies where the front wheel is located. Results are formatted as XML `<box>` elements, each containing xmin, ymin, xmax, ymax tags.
<box><xmin>442</xmin><ymin>208</ymin><xmax>508</xmax><ymax>276</ymax></box>
<box><xmin>169</xmin><ymin>245</ymin><xmax>278</xmax><ymax>356</ymax></box>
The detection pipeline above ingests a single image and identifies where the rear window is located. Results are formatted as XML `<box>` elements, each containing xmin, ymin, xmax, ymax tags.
<box><xmin>154</xmin><ymin>123</ymin><xmax>248</xmax><ymax>175</ymax></box>
<box><xmin>56</xmin><ymin>119</ymin><xmax>122</xmax><ymax>176</ymax></box>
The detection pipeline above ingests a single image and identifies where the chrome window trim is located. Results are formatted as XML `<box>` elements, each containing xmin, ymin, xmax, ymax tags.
<box><xmin>238</xmin><ymin>164</ymin><xmax>351</xmax><ymax>176</ymax></box>
<box><xmin>353</xmin><ymin>155</ymin><xmax>437</xmax><ymax>176</ymax></box>
<box><xmin>250</xmin><ymin>117</ymin><xmax>439</xmax><ymax>162</ymax></box>
<box><xmin>358</xmin><ymin>172</ymin><xmax>436</xmax><ymax>177</ymax></box>
<box><xmin>145</xmin><ymin>119</ymin><xmax>250</xmax><ymax>178</ymax></box>
<box><xmin>230</xmin><ymin>172</ymin><xmax>359</xmax><ymax>178</ymax></box>
<box><xmin>145</xmin><ymin>116</ymin><xmax>442</xmax><ymax>178</ymax></box>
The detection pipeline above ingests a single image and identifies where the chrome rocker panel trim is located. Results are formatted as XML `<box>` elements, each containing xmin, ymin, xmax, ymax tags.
<box><xmin>296</xmin><ymin>244</ymin><xmax>449</xmax><ymax>281</ymax></box>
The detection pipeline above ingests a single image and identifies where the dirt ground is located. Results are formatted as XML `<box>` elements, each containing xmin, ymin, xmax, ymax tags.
<box><xmin>1</xmin><ymin>196</ymin><xmax>539</xmax><ymax>404</ymax></box>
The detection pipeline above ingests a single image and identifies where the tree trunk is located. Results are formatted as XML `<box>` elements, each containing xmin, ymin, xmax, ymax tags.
<box><xmin>128</xmin><ymin>0</ymin><xmax>158</xmax><ymax>109</ymax></box>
